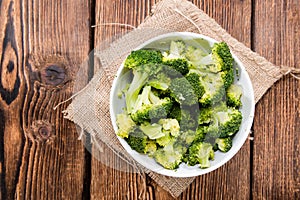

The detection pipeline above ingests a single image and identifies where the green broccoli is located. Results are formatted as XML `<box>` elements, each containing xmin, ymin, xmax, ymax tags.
<box><xmin>215</xmin><ymin>137</ymin><xmax>233</xmax><ymax>152</ymax></box>
<box><xmin>147</xmin><ymin>72</ymin><xmax>171</xmax><ymax>91</ymax></box>
<box><xmin>130</xmin><ymin>86</ymin><xmax>173</xmax><ymax>124</ymax></box>
<box><xmin>162</xmin><ymin>58</ymin><xmax>190</xmax><ymax>76</ymax></box>
<box><xmin>169</xmin><ymin>105</ymin><xmax>199</xmax><ymax>131</ymax></box>
<box><xmin>212</xmin><ymin>42</ymin><xmax>234</xmax><ymax>72</ymax></box>
<box><xmin>186</xmin><ymin>142</ymin><xmax>214</xmax><ymax>168</ymax></box>
<box><xmin>184</xmin><ymin>45</ymin><xmax>207</xmax><ymax>64</ymax></box>
<box><xmin>163</xmin><ymin>40</ymin><xmax>186</xmax><ymax>58</ymax></box>
<box><xmin>116</xmin><ymin>113</ymin><xmax>136</xmax><ymax>138</ymax></box>
<box><xmin>194</xmin><ymin>126</ymin><xmax>208</xmax><ymax>143</ymax></box>
<box><xmin>125</xmin><ymin>128</ymin><xmax>157</xmax><ymax>154</ymax></box>
<box><xmin>158</xmin><ymin>118</ymin><xmax>180</xmax><ymax>137</ymax></box>
<box><xmin>178</xmin><ymin>129</ymin><xmax>197</xmax><ymax>146</ymax></box>
<box><xmin>214</xmin><ymin>106</ymin><xmax>242</xmax><ymax>138</ymax></box>
<box><xmin>212</xmin><ymin>42</ymin><xmax>234</xmax><ymax>89</ymax></box>
<box><xmin>169</xmin><ymin>77</ymin><xmax>198</xmax><ymax>106</ymax></box>
<box><xmin>124</xmin><ymin>49</ymin><xmax>163</xmax><ymax>69</ymax></box>
<box><xmin>226</xmin><ymin>84</ymin><xmax>242</xmax><ymax>108</ymax></box>
<box><xmin>185</xmin><ymin>72</ymin><xmax>205</xmax><ymax>99</ymax></box>
<box><xmin>156</xmin><ymin>132</ymin><xmax>174</xmax><ymax>147</ymax></box>
<box><xmin>154</xmin><ymin>139</ymin><xmax>187</xmax><ymax>170</ymax></box>
<box><xmin>139</xmin><ymin>122</ymin><xmax>164</xmax><ymax>139</ymax></box>
<box><xmin>125</xmin><ymin>63</ymin><xmax>163</xmax><ymax>114</ymax></box>
<box><xmin>197</xmin><ymin>71</ymin><xmax>226</xmax><ymax>106</ymax></box>
<box><xmin>198</xmin><ymin>107</ymin><xmax>213</xmax><ymax>125</ymax></box>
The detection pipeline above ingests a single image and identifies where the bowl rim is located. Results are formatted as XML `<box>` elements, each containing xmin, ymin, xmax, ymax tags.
<box><xmin>109</xmin><ymin>32</ymin><xmax>255</xmax><ymax>177</ymax></box>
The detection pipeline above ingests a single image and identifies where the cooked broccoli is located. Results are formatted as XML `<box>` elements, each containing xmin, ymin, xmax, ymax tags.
<box><xmin>186</xmin><ymin>142</ymin><xmax>214</xmax><ymax>168</ymax></box>
<box><xmin>147</xmin><ymin>72</ymin><xmax>171</xmax><ymax>91</ymax></box>
<box><xmin>154</xmin><ymin>139</ymin><xmax>187</xmax><ymax>170</ymax></box>
<box><xmin>226</xmin><ymin>84</ymin><xmax>242</xmax><ymax>108</ymax></box>
<box><xmin>212</xmin><ymin>42</ymin><xmax>234</xmax><ymax>89</ymax></box>
<box><xmin>139</xmin><ymin>122</ymin><xmax>164</xmax><ymax>139</ymax></box>
<box><xmin>156</xmin><ymin>132</ymin><xmax>173</xmax><ymax>147</ymax></box>
<box><xmin>125</xmin><ymin>63</ymin><xmax>163</xmax><ymax>114</ymax></box>
<box><xmin>214</xmin><ymin>106</ymin><xmax>242</xmax><ymax>138</ymax></box>
<box><xmin>170</xmin><ymin>77</ymin><xmax>198</xmax><ymax>106</ymax></box>
<box><xmin>130</xmin><ymin>86</ymin><xmax>173</xmax><ymax>124</ymax></box>
<box><xmin>126</xmin><ymin>128</ymin><xmax>157</xmax><ymax>154</ymax></box>
<box><xmin>178</xmin><ymin>129</ymin><xmax>197</xmax><ymax>146</ymax></box>
<box><xmin>163</xmin><ymin>40</ymin><xmax>186</xmax><ymax>58</ymax></box>
<box><xmin>212</xmin><ymin>42</ymin><xmax>234</xmax><ymax>72</ymax></box>
<box><xmin>215</xmin><ymin>137</ymin><xmax>233</xmax><ymax>152</ymax></box>
<box><xmin>161</xmin><ymin>40</ymin><xmax>191</xmax><ymax>75</ymax></box>
<box><xmin>194</xmin><ymin>126</ymin><xmax>208</xmax><ymax>143</ymax></box>
<box><xmin>169</xmin><ymin>105</ymin><xmax>199</xmax><ymax>131</ymax></box>
<box><xmin>124</xmin><ymin>49</ymin><xmax>163</xmax><ymax>69</ymax></box>
<box><xmin>158</xmin><ymin>118</ymin><xmax>180</xmax><ymax>137</ymax></box>
<box><xmin>185</xmin><ymin>72</ymin><xmax>205</xmax><ymax>99</ymax></box>
<box><xmin>162</xmin><ymin>58</ymin><xmax>190</xmax><ymax>76</ymax></box>
<box><xmin>197</xmin><ymin>70</ymin><xmax>226</xmax><ymax>106</ymax></box>
<box><xmin>198</xmin><ymin>107</ymin><xmax>213</xmax><ymax>125</ymax></box>
<box><xmin>116</xmin><ymin>113</ymin><xmax>136</xmax><ymax>138</ymax></box>
<box><xmin>184</xmin><ymin>45</ymin><xmax>207</xmax><ymax>64</ymax></box>
<box><xmin>118</xmin><ymin>41</ymin><xmax>243</xmax><ymax>170</ymax></box>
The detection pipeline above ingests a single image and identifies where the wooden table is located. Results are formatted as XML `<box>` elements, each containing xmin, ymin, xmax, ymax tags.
<box><xmin>1</xmin><ymin>0</ymin><xmax>299</xmax><ymax>199</ymax></box>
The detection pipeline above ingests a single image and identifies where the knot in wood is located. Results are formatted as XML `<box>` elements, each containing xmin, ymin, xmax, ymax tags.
<box><xmin>31</xmin><ymin>121</ymin><xmax>54</xmax><ymax>142</ymax></box>
<box><xmin>40</xmin><ymin>64</ymin><xmax>66</xmax><ymax>86</ymax></box>
<box><xmin>38</xmin><ymin>126</ymin><xmax>51</xmax><ymax>139</ymax></box>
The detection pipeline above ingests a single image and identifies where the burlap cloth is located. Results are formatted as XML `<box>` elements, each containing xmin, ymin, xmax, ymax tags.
<box><xmin>63</xmin><ymin>0</ymin><xmax>288</xmax><ymax>197</ymax></box>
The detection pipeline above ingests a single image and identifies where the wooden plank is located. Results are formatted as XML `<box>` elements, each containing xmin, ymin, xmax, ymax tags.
<box><xmin>92</xmin><ymin>0</ymin><xmax>252</xmax><ymax>199</ymax></box>
<box><xmin>252</xmin><ymin>0</ymin><xmax>300</xmax><ymax>199</ymax></box>
<box><xmin>0</xmin><ymin>0</ymin><xmax>91</xmax><ymax>199</ymax></box>
<box><xmin>92</xmin><ymin>1</ymin><xmax>159</xmax><ymax>199</ymax></box>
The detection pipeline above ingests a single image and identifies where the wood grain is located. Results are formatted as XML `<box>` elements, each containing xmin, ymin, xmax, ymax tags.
<box><xmin>92</xmin><ymin>1</ymin><xmax>159</xmax><ymax>199</ymax></box>
<box><xmin>0</xmin><ymin>0</ymin><xmax>91</xmax><ymax>199</ymax></box>
<box><xmin>252</xmin><ymin>0</ymin><xmax>300</xmax><ymax>199</ymax></box>
<box><xmin>92</xmin><ymin>0</ymin><xmax>252</xmax><ymax>199</ymax></box>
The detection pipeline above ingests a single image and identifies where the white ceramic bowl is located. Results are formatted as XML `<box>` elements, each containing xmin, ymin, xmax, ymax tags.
<box><xmin>110</xmin><ymin>32</ymin><xmax>255</xmax><ymax>177</ymax></box>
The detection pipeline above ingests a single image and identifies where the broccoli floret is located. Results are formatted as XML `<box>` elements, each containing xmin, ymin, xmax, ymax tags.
<box><xmin>168</xmin><ymin>103</ymin><xmax>181</xmax><ymax>121</ymax></box>
<box><xmin>116</xmin><ymin>113</ymin><xmax>136</xmax><ymax>138</ymax></box>
<box><xmin>178</xmin><ymin>129</ymin><xmax>197</xmax><ymax>146</ymax></box>
<box><xmin>212</xmin><ymin>42</ymin><xmax>234</xmax><ymax>89</ymax></box>
<box><xmin>130</xmin><ymin>86</ymin><xmax>173</xmax><ymax>123</ymax></box>
<box><xmin>147</xmin><ymin>72</ymin><xmax>171</xmax><ymax>91</ymax></box>
<box><xmin>156</xmin><ymin>131</ymin><xmax>173</xmax><ymax>147</ymax></box>
<box><xmin>154</xmin><ymin>139</ymin><xmax>187</xmax><ymax>170</ymax></box>
<box><xmin>194</xmin><ymin>126</ymin><xmax>208</xmax><ymax>143</ymax></box>
<box><xmin>198</xmin><ymin>107</ymin><xmax>213</xmax><ymax>125</ymax></box>
<box><xmin>125</xmin><ymin>63</ymin><xmax>163</xmax><ymax>114</ymax></box>
<box><xmin>169</xmin><ymin>105</ymin><xmax>199</xmax><ymax>131</ymax></box>
<box><xmin>158</xmin><ymin>118</ymin><xmax>180</xmax><ymax>137</ymax></box>
<box><xmin>187</xmin><ymin>142</ymin><xmax>214</xmax><ymax>168</ymax></box>
<box><xmin>184</xmin><ymin>45</ymin><xmax>207</xmax><ymax>64</ymax></box>
<box><xmin>215</xmin><ymin>137</ymin><xmax>233</xmax><ymax>152</ymax></box>
<box><xmin>124</xmin><ymin>50</ymin><xmax>162</xmax><ymax>69</ymax></box>
<box><xmin>212</xmin><ymin>42</ymin><xmax>234</xmax><ymax>72</ymax></box>
<box><xmin>226</xmin><ymin>84</ymin><xmax>242</xmax><ymax>108</ymax></box>
<box><xmin>214</xmin><ymin>107</ymin><xmax>242</xmax><ymax>138</ymax></box>
<box><xmin>144</xmin><ymin>140</ymin><xmax>158</xmax><ymax>156</ymax></box>
<box><xmin>139</xmin><ymin>123</ymin><xmax>164</xmax><ymax>139</ymax></box>
<box><xmin>125</xmin><ymin>128</ymin><xmax>156</xmax><ymax>154</ymax></box>
<box><xmin>164</xmin><ymin>40</ymin><xmax>186</xmax><ymax>58</ymax></box>
<box><xmin>198</xmin><ymin>71</ymin><xmax>226</xmax><ymax>106</ymax></box>
<box><xmin>162</xmin><ymin>58</ymin><xmax>190</xmax><ymax>76</ymax></box>
<box><xmin>185</xmin><ymin>72</ymin><xmax>205</xmax><ymax>99</ymax></box>
<box><xmin>170</xmin><ymin>77</ymin><xmax>198</xmax><ymax>106</ymax></box>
